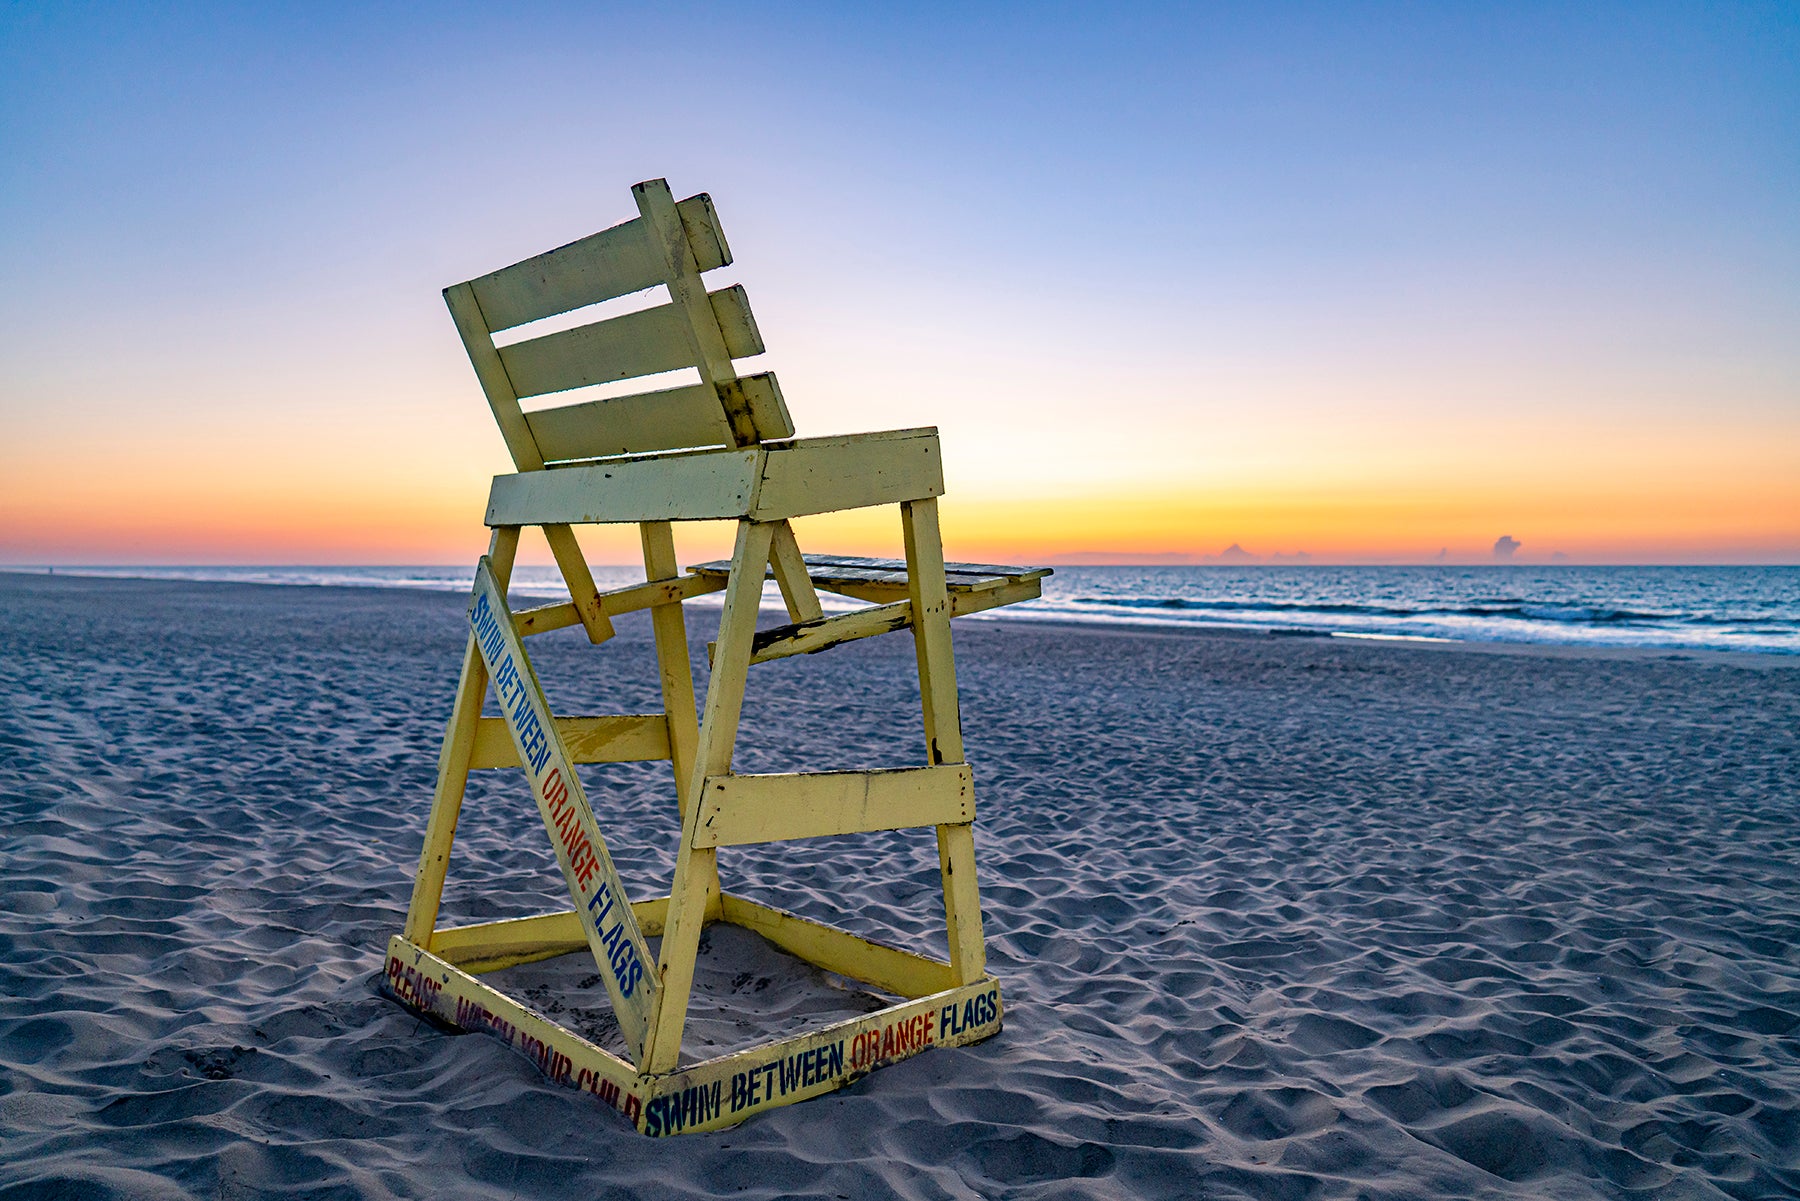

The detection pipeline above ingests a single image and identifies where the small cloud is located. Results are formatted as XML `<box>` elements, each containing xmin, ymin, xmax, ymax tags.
<box><xmin>1267</xmin><ymin>550</ymin><xmax>1313</xmax><ymax>563</ymax></box>
<box><xmin>1493</xmin><ymin>535</ymin><xmax>1521</xmax><ymax>560</ymax></box>
<box><xmin>1433</xmin><ymin>547</ymin><xmax>1449</xmax><ymax>562</ymax></box>
<box><xmin>1212</xmin><ymin>542</ymin><xmax>1260</xmax><ymax>564</ymax></box>
<box><xmin>1551</xmin><ymin>550</ymin><xmax>1568</xmax><ymax>562</ymax></box>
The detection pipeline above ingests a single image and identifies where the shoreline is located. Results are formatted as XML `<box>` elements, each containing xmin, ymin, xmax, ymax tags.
<box><xmin>5</xmin><ymin>567</ymin><xmax>1796</xmax><ymax>668</ymax></box>
<box><xmin>976</xmin><ymin>611</ymin><xmax>1800</xmax><ymax>670</ymax></box>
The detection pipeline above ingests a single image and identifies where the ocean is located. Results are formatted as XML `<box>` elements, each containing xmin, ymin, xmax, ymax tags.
<box><xmin>10</xmin><ymin>564</ymin><xmax>1798</xmax><ymax>655</ymax></box>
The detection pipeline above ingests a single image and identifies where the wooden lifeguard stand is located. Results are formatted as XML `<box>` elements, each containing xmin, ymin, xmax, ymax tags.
<box><xmin>383</xmin><ymin>179</ymin><xmax>1048</xmax><ymax>1135</ymax></box>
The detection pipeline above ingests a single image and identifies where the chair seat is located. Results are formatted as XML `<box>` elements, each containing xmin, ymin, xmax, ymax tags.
<box><xmin>688</xmin><ymin>553</ymin><xmax>1050</xmax><ymax>604</ymax></box>
<box><xmin>688</xmin><ymin>554</ymin><xmax>1051</xmax><ymax>667</ymax></box>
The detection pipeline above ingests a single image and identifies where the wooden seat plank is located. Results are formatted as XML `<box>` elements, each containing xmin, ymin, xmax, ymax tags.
<box><xmin>688</xmin><ymin>553</ymin><xmax>1050</xmax><ymax>595</ymax></box>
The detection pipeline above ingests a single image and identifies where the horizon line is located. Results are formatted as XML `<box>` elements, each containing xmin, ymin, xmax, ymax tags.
<box><xmin>7</xmin><ymin>561</ymin><xmax>1800</xmax><ymax>571</ymax></box>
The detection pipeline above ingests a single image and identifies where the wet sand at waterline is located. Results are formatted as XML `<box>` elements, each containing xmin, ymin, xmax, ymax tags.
<box><xmin>2</xmin><ymin>572</ymin><xmax>1797</xmax><ymax>1199</ymax></box>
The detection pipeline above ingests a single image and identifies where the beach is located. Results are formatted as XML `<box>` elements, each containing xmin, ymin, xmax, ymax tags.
<box><xmin>2</xmin><ymin>572</ymin><xmax>1797</xmax><ymax>1199</ymax></box>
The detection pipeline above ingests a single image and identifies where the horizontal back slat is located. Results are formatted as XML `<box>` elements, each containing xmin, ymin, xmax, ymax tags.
<box><xmin>527</xmin><ymin>372</ymin><xmax>791</xmax><ymax>460</ymax></box>
<box><xmin>465</xmin><ymin>193</ymin><xmax>730</xmax><ymax>333</ymax></box>
<box><xmin>498</xmin><ymin>285</ymin><xmax>762</xmax><ymax>400</ymax></box>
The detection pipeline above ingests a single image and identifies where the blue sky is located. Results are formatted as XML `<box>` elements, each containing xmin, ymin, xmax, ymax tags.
<box><xmin>3</xmin><ymin>2</ymin><xmax>1796</xmax><ymax>563</ymax></box>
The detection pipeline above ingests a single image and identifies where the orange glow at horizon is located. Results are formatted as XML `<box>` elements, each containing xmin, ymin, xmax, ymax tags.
<box><xmin>7</xmin><ymin>461</ymin><xmax>1794</xmax><ymax>567</ymax></box>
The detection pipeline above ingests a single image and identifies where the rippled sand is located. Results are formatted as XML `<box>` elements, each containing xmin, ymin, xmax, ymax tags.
<box><xmin>3</xmin><ymin>573</ymin><xmax>1797</xmax><ymax>1199</ymax></box>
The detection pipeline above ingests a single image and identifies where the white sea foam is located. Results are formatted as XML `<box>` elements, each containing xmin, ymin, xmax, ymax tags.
<box><xmin>8</xmin><ymin>564</ymin><xmax>1797</xmax><ymax>653</ymax></box>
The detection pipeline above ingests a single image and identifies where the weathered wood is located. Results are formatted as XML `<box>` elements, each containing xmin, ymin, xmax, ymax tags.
<box><xmin>469</xmin><ymin>714</ymin><xmax>671</xmax><ymax>769</ymax></box>
<box><xmin>636</xmin><ymin>973</ymin><xmax>1001</xmax><ymax>1134</ymax></box>
<box><xmin>485</xmin><ymin>431</ymin><xmax>946</xmax><ymax>526</ymax></box>
<box><xmin>386</xmin><ymin>936</ymin><xmax>642</xmax><ymax>1116</ymax></box>
<box><xmin>718</xmin><ymin>893</ymin><xmax>957</xmax><ymax>999</ymax></box>
<box><xmin>469</xmin><ymin>559</ymin><xmax>658</xmax><ymax>1058</ymax></box>
<box><xmin>513</xmin><ymin>571</ymin><xmax>728</xmax><ymax>637</ymax></box>
<box><xmin>694</xmin><ymin>765</ymin><xmax>975</xmax><ymax>848</ymax></box>
<box><xmin>767</xmin><ymin>521</ymin><xmax>823</xmax><ymax>623</ymax></box>
<box><xmin>402</xmin><ymin>179</ymin><xmax>1038</xmax><ymax>1130</ymax></box>
<box><xmin>750</xmin><ymin>427</ymin><xmax>942</xmax><ymax>520</ymax></box>
<box><xmin>902</xmin><ymin>498</ymin><xmax>986</xmax><ymax>986</ymax></box>
<box><xmin>513</xmin><ymin>600</ymin><xmax>582</xmax><ymax>636</ymax></box>
<box><xmin>948</xmin><ymin>578</ymin><xmax>1044</xmax><ymax>615</ymax></box>
<box><xmin>640</xmin><ymin>522</ymin><xmax>704</xmax><ymax>844</ymax></box>
<box><xmin>385</xmin><ymin>934</ymin><xmax>1001</xmax><ymax>1135</ymax></box>
<box><xmin>542</xmin><ymin>523</ymin><xmax>614</xmax><ymax>643</ymax></box>
<box><xmin>465</xmin><ymin>192</ymin><xmax>730</xmax><ymax>333</ymax></box>
<box><xmin>430</xmin><ymin>896</ymin><xmax>672</xmax><ymax>972</ymax></box>
<box><xmin>498</xmin><ymin>286</ymin><xmax>762</xmax><ymax>400</ymax></box>
<box><xmin>688</xmin><ymin>554</ymin><xmax>1050</xmax><ymax>605</ymax></box>
<box><xmin>487</xmin><ymin>446</ymin><xmax>763</xmax><ymax>525</ymax></box>
<box><xmin>444</xmin><ymin>285</ymin><xmax>544</xmax><ymax>471</ymax></box>
<box><xmin>702</xmin><ymin>574</ymin><xmax>1043</xmax><ymax>669</ymax></box>
<box><xmin>819</xmin><ymin>573</ymin><xmax>1047</xmax><ymax>604</ymax></box>
<box><xmin>746</xmin><ymin>599</ymin><xmax>913</xmax><ymax>664</ymax></box>
<box><xmin>526</xmin><ymin>373</ymin><xmax>792</xmax><ymax>462</ymax></box>
<box><xmin>635</xmin><ymin>178</ymin><xmax>765</xmax><ymax>446</ymax></box>
<box><xmin>645</xmin><ymin>519</ymin><xmax>773</xmax><ymax>1073</ymax></box>
<box><xmin>403</xmin><ymin>526</ymin><xmax>520</xmax><ymax>945</ymax></box>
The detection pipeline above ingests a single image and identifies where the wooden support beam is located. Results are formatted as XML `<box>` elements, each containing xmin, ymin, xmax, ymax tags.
<box><xmin>469</xmin><ymin>559</ymin><xmax>658</xmax><ymax>1058</ymax></box>
<box><xmin>750</xmin><ymin>580</ymin><xmax>1045</xmax><ymax>663</ymax></box>
<box><xmin>902</xmin><ymin>498</ymin><xmax>987</xmax><ymax>986</ymax></box>
<box><xmin>384</xmin><ymin>934</ymin><xmax>1002</xmax><ymax>1136</ymax></box>
<box><xmin>767</xmin><ymin>521</ymin><xmax>823</xmax><ymax>623</ymax></box>
<box><xmin>634</xmin><ymin>178</ymin><xmax>764</xmax><ymax>447</ymax></box>
<box><xmin>444</xmin><ymin>285</ymin><xmax>546</xmax><ymax>472</ymax></box>
<box><xmin>816</xmin><ymin>573</ymin><xmax>1047</xmax><ymax>605</ymax></box>
<box><xmin>430</xmin><ymin>897</ymin><xmax>672</xmax><ymax>973</ymax></box>
<box><xmin>694</xmin><ymin>765</ymin><xmax>974</xmax><ymax>848</ymax></box>
<box><xmin>641</xmin><ymin>521</ymin><xmax>705</xmax><ymax>845</ymax></box>
<box><xmin>541</xmin><ymin>523</ymin><xmax>614</xmax><ymax>643</ymax></box>
<box><xmin>748</xmin><ymin>599</ymin><xmax>912</xmax><ymax>663</ymax></box>
<box><xmin>404</xmin><ymin>525</ymin><xmax>519</xmax><ymax>945</ymax></box>
<box><xmin>510</xmin><ymin>571</ymin><xmax>727</xmax><ymax>637</ymax></box>
<box><xmin>488</xmin><ymin>447</ymin><xmax>764</xmax><ymax>525</ymax></box>
<box><xmin>483</xmin><ymin>430</ymin><xmax>943</xmax><ymax>527</ymax></box>
<box><xmin>702</xmin><ymin>579</ymin><xmax>1045</xmax><ymax>669</ymax></box>
<box><xmin>748</xmin><ymin>429</ymin><xmax>942</xmax><ymax>521</ymax></box>
<box><xmin>718</xmin><ymin>894</ymin><xmax>956</xmax><ymax>999</ymax></box>
<box><xmin>469</xmin><ymin>714</ymin><xmax>671</xmax><ymax>769</ymax></box>
<box><xmin>644</xmin><ymin>519</ymin><xmax>772</xmax><ymax>1073</ymax></box>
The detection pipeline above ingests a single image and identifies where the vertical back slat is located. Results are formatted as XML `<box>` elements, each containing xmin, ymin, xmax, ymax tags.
<box><xmin>634</xmin><ymin>179</ymin><xmax>763</xmax><ymax>446</ymax></box>
<box><xmin>445</xmin><ymin>282</ymin><xmax>544</xmax><ymax>471</ymax></box>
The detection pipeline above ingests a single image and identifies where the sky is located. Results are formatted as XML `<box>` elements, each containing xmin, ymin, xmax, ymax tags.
<box><xmin>2</xmin><ymin>1</ymin><xmax>1796</xmax><ymax>567</ymax></box>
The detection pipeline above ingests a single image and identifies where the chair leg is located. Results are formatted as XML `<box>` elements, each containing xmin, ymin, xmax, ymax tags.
<box><xmin>403</xmin><ymin>526</ymin><xmax>521</xmax><ymax>945</ymax></box>
<box><xmin>640</xmin><ymin>521</ymin><xmax>718</xmax><ymax>920</ymax></box>
<box><xmin>643</xmin><ymin>518</ymin><xmax>774</xmax><ymax>1072</ymax></box>
<box><xmin>901</xmin><ymin>499</ymin><xmax>987</xmax><ymax>985</ymax></box>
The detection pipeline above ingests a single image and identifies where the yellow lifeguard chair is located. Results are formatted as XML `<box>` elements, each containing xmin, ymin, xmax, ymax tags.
<box><xmin>383</xmin><ymin>179</ymin><xmax>1048</xmax><ymax>1135</ymax></box>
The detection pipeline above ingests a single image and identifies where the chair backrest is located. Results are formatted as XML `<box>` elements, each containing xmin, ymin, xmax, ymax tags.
<box><xmin>445</xmin><ymin>179</ymin><xmax>794</xmax><ymax>471</ymax></box>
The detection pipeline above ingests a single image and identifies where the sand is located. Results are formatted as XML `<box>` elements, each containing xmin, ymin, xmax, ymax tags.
<box><xmin>2</xmin><ymin>571</ymin><xmax>1797</xmax><ymax>1199</ymax></box>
